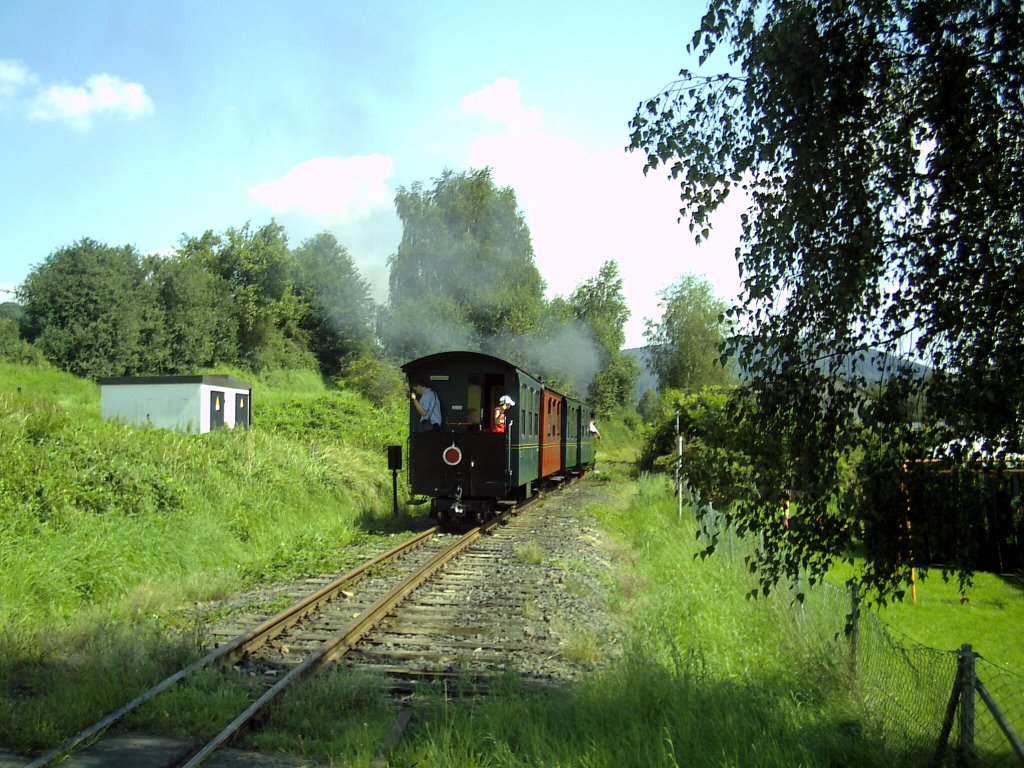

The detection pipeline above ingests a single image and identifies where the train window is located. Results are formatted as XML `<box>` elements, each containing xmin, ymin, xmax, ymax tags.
<box><xmin>525</xmin><ymin>388</ymin><xmax>532</xmax><ymax>436</ymax></box>
<box><xmin>528</xmin><ymin>387</ymin><xmax>536</xmax><ymax>436</ymax></box>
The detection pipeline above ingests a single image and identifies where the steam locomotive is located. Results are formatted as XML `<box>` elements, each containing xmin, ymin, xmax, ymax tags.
<box><xmin>401</xmin><ymin>350</ymin><xmax>595</xmax><ymax>524</ymax></box>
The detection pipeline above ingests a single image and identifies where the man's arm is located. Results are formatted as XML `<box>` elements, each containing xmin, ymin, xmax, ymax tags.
<box><xmin>412</xmin><ymin>392</ymin><xmax>426</xmax><ymax>418</ymax></box>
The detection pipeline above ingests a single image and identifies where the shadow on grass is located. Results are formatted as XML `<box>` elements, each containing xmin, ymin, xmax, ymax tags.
<box><xmin>0</xmin><ymin>623</ymin><xmax>958</xmax><ymax>768</ymax></box>
<box><xmin>0</xmin><ymin>619</ymin><xmax>202</xmax><ymax>755</ymax></box>
<box><xmin>354</xmin><ymin>502</ymin><xmax>435</xmax><ymax>535</ymax></box>
<box><xmin>388</xmin><ymin>659</ymin><xmax>944</xmax><ymax>768</ymax></box>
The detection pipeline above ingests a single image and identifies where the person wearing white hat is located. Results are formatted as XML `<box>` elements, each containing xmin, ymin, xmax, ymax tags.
<box><xmin>492</xmin><ymin>394</ymin><xmax>515</xmax><ymax>433</ymax></box>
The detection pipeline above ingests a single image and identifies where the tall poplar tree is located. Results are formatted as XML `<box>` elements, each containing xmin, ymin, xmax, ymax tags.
<box><xmin>382</xmin><ymin>169</ymin><xmax>545</xmax><ymax>361</ymax></box>
<box><xmin>569</xmin><ymin>261</ymin><xmax>639</xmax><ymax>413</ymax></box>
<box><xmin>292</xmin><ymin>232</ymin><xmax>375</xmax><ymax>375</ymax></box>
<box><xmin>644</xmin><ymin>274</ymin><xmax>731</xmax><ymax>392</ymax></box>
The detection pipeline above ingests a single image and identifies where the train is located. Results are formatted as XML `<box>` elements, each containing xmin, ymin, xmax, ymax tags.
<box><xmin>401</xmin><ymin>350</ymin><xmax>596</xmax><ymax>524</ymax></box>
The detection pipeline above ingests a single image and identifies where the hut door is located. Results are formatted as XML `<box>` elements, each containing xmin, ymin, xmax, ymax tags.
<box><xmin>209</xmin><ymin>390</ymin><xmax>225</xmax><ymax>430</ymax></box>
<box><xmin>235</xmin><ymin>393</ymin><xmax>250</xmax><ymax>428</ymax></box>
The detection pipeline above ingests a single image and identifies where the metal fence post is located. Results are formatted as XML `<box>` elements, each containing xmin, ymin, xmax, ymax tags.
<box><xmin>960</xmin><ymin>644</ymin><xmax>976</xmax><ymax>764</ymax></box>
<box><xmin>677</xmin><ymin>433</ymin><xmax>683</xmax><ymax>522</ymax></box>
<box><xmin>850</xmin><ymin>582</ymin><xmax>860</xmax><ymax>679</ymax></box>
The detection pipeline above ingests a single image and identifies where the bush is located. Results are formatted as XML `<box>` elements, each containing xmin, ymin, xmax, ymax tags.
<box><xmin>334</xmin><ymin>356</ymin><xmax>407</xmax><ymax>409</ymax></box>
<box><xmin>0</xmin><ymin>319</ymin><xmax>46</xmax><ymax>366</ymax></box>
<box><xmin>638</xmin><ymin>387</ymin><xmax>755</xmax><ymax>510</ymax></box>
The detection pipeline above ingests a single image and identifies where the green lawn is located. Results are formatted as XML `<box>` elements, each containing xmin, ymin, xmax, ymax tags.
<box><xmin>827</xmin><ymin>562</ymin><xmax>1023</xmax><ymax>674</ymax></box>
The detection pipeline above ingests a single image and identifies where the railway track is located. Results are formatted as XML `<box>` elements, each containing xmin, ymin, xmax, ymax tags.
<box><xmin>342</xmin><ymin>509</ymin><xmax>604</xmax><ymax>692</ymax></box>
<box><xmin>22</xmin><ymin>482</ymin><xmax>616</xmax><ymax>767</ymax></box>
<box><xmin>23</xmin><ymin>523</ymin><xmax>457</xmax><ymax>768</ymax></box>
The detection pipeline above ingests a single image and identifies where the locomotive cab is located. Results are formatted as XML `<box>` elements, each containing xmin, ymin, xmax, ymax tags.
<box><xmin>402</xmin><ymin>351</ymin><xmax>543</xmax><ymax>525</ymax></box>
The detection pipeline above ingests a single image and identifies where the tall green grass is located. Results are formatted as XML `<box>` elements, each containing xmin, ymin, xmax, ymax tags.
<box><xmin>591</xmin><ymin>404</ymin><xmax>645</xmax><ymax>465</ymax></box>
<box><xmin>390</xmin><ymin>474</ymin><xmax>892</xmax><ymax>768</ymax></box>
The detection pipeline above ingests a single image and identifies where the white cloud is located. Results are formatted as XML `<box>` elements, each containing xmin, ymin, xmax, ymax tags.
<box><xmin>249</xmin><ymin>155</ymin><xmax>395</xmax><ymax>223</ymax></box>
<box><xmin>460</xmin><ymin>78</ymin><xmax>542</xmax><ymax>131</ymax></box>
<box><xmin>0</xmin><ymin>59</ymin><xmax>35</xmax><ymax>98</ymax></box>
<box><xmin>28</xmin><ymin>73</ymin><xmax>153</xmax><ymax>131</ymax></box>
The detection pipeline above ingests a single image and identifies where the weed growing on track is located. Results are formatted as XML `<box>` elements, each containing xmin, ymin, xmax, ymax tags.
<box><xmin>245</xmin><ymin>669</ymin><xmax>392</xmax><ymax>761</ymax></box>
<box><xmin>0</xmin><ymin>619</ymin><xmax>200</xmax><ymax>749</ymax></box>
<box><xmin>514</xmin><ymin>541</ymin><xmax>545</xmax><ymax>565</ymax></box>
<box><xmin>558</xmin><ymin>628</ymin><xmax>602</xmax><ymax>664</ymax></box>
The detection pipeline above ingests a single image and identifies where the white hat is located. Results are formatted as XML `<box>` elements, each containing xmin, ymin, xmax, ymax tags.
<box><xmin>499</xmin><ymin>395</ymin><xmax>515</xmax><ymax>406</ymax></box>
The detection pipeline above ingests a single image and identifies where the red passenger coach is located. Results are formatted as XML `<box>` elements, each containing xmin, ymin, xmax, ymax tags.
<box><xmin>540</xmin><ymin>388</ymin><xmax>565</xmax><ymax>478</ymax></box>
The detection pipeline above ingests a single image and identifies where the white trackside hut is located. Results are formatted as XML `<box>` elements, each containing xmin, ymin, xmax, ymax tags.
<box><xmin>99</xmin><ymin>375</ymin><xmax>252</xmax><ymax>433</ymax></box>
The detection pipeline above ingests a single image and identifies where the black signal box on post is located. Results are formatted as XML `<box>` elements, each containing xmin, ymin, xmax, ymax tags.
<box><xmin>387</xmin><ymin>445</ymin><xmax>402</xmax><ymax>515</ymax></box>
<box><xmin>387</xmin><ymin>445</ymin><xmax>402</xmax><ymax>471</ymax></box>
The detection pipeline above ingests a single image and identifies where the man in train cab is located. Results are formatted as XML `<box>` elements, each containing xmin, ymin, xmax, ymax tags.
<box><xmin>411</xmin><ymin>378</ymin><xmax>443</xmax><ymax>431</ymax></box>
<box><xmin>492</xmin><ymin>394</ymin><xmax>514</xmax><ymax>433</ymax></box>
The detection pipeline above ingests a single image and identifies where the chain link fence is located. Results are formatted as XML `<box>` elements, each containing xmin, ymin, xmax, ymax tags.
<box><xmin>695</xmin><ymin>503</ymin><xmax>1024</xmax><ymax>767</ymax></box>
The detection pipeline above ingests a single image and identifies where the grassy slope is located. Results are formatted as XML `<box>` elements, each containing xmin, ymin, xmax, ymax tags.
<box><xmin>0</xmin><ymin>360</ymin><xmax>411</xmax><ymax>751</ymax></box>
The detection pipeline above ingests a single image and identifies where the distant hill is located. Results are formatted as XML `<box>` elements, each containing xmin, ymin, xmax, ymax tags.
<box><xmin>623</xmin><ymin>344</ymin><xmax>929</xmax><ymax>404</ymax></box>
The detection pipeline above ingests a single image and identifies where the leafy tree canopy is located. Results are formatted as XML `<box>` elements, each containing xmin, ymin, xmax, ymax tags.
<box><xmin>568</xmin><ymin>261</ymin><xmax>639</xmax><ymax>413</ymax></box>
<box><xmin>0</xmin><ymin>318</ymin><xmax>45</xmax><ymax>365</ymax></box>
<box><xmin>144</xmin><ymin>249</ymin><xmax>238</xmax><ymax>373</ymax></box>
<box><xmin>645</xmin><ymin>273</ymin><xmax>732</xmax><ymax>392</ymax></box>
<box><xmin>0</xmin><ymin>303</ymin><xmax>24</xmax><ymax>324</ymax></box>
<box><xmin>383</xmin><ymin>168</ymin><xmax>545</xmax><ymax>361</ymax></box>
<box><xmin>569</xmin><ymin>261</ymin><xmax>630</xmax><ymax>362</ymax></box>
<box><xmin>292</xmin><ymin>232</ymin><xmax>375</xmax><ymax>375</ymax></box>
<box><xmin>630</xmin><ymin>0</ymin><xmax>1024</xmax><ymax>602</ymax></box>
<box><xmin>182</xmin><ymin>221</ymin><xmax>311</xmax><ymax>371</ymax></box>
<box><xmin>18</xmin><ymin>238</ymin><xmax>154</xmax><ymax>379</ymax></box>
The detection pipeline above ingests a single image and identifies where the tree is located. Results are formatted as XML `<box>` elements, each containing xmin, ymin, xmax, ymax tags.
<box><xmin>0</xmin><ymin>303</ymin><xmax>24</xmax><ymax>324</ymax></box>
<box><xmin>568</xmin><ymin>261</ymin><xmax>639</xmax><ymax>413</ymax></box>
<box><xmin>629</xmin><ymin>0</ymin><xmax>1024</xmax><ymax>602</ymax></box>
<box><xmin>291</xmin><ymin>232</ymin><xmax>375</xmax><ymax>376</ymax></box>
<box><xmin>0</xmin><ymin>318</ymin><xmax>45</xmax><ymax>365</ymax></box>
<box><xmin>645</xmin><ymin>273</ymin><xmax>732</xmax><ymax>392</ymax></box>
<box><xmin>185</xmin><ymin>221</ymin><xmax>314</xmax><ymax>372</ymax></box>
<box><xmin>144</xmin><ymin>249</ymin><xmax>238</xmax><ymax>373</ymax></box>
<box><xmin>382</xmin><ymin>169</ymin><xmax>546</xmax><ymax>361</ymax></box>
<box><xmin>18</xmin><ymin>239</ymin><xmax>155</xmax><ymax>379</ymax></box>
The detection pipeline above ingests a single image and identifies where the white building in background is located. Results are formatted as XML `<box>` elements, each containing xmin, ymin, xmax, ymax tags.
<box><xmin>99</xmin><ymin>375</ymin><xmax>252</xmax><ymax>433</ymax></box>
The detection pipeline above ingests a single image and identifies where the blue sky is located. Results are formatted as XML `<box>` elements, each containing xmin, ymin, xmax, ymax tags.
<box><xmin>0</xmin><ymin>0</ymin><xmax>743</xmax><ymax>348</ymax></box>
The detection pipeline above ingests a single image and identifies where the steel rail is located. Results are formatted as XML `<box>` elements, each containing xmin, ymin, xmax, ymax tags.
<box><xmin>178</xmin><ymin>514</ymin><xmax>507</xmax><ymax>767</ymax></box>
<box><xmin>24</xmin><ymin>527</ymin><xmax>439</xmax><ymax>768</ymax></box>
